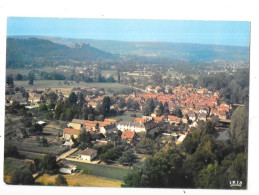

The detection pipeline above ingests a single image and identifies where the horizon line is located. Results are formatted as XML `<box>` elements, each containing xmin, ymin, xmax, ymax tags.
<box><xmin>7</xmin><ymin>34</ymin><xmax>250</xmax><ymax>48</ymax></box>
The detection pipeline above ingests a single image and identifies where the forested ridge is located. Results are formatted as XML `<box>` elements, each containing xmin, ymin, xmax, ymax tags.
<box><xmin>6</xmin><ymin>38</ymin><xmax>116</xmax><ymax>68</ymax></box>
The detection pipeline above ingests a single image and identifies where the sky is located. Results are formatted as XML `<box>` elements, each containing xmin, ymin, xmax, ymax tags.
<box><xmin>7</xmin><ymin>17</ymin><xmax>250</xmax><ymax>46</ymax></box>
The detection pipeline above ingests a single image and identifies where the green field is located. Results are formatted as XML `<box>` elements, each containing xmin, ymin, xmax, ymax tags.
<box><xmin>107</xmin><ymin>111</ymin><xmax>142</xmax><ymax>122</ymax></box>
<box><xmin>63</xmin><ymin>159</ymin><xmax>131</xmax><ymax>181</ymax></box>
<box><xmin>13</xmin><ymin>80</ymin><xmax>131</xmax><ymax>92</ymax></box>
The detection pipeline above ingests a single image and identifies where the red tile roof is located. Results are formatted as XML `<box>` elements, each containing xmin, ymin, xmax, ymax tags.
<box><xmin>121</xmin><ymin>130</ymin><xmax>136</xmax><ymax>140</ymax></box>
<box><xmin>63</xmin><ymin>128</ymin><xmax>81</xmax><ymax>135</ymax></box>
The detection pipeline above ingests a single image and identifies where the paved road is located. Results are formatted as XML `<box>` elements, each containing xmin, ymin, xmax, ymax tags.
<box><xmin>56</xmin><ymin>148</ymin><xmax>78</xmax><ymax>162</ymax></box>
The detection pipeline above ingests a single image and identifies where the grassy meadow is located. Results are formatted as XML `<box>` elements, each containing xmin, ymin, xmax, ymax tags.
<box><xmin>13</xmin><ymin>80</ymin><xmax>131</xmax><ymax>92</ymax></box>
<box><xmin>36</xmin><ymin>171</ymin><xmax>123</xmax><ymax>187</ymax></box>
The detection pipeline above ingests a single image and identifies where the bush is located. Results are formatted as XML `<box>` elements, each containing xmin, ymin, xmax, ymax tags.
<box><xmin>4</xmin><ymin>144</ymin><xmax>19</xmax><ymax>158</ymax></box>
<box><xmin>10</xmin><ymin>169</ymin><xmax>34</xmax><ymax>185</ymax></box>
<box><xmin>39</xmin><ymin>154</ymin><xmax>58</xmax><ymax>172</ymax></box>
<box><xmin>55</xmin><ymin>174</ymin><xmax>68</xmax><ymax>186</ymax></box>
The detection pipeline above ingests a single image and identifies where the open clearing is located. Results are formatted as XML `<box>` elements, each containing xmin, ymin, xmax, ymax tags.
<box><xmin>107</xmin><ymin>111</ymin><xmax>142</xmax><ymax>122</ymax></box>
<box><xmin>13</xmin><ymin>80</ymin><xmax>132</xmax><ymax>92</ymax></box>
<box><xmin>36</xmin><ymin>171</ymin><xmax>122</xmax><ymax>187</ymax></box>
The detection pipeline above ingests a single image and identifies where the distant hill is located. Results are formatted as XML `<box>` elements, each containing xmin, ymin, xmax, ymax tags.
<box><xmin>9</xmin><ymin>35</ymin><xmax>250</xmax><ymax>62</ymax></box>
<box><xmin>6</xmin><ymin>38</ymin><xmax>116</xmax><ymax>68</ymax></box>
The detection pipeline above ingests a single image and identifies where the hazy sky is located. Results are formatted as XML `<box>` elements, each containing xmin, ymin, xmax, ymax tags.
<box><xmin>7</xmin><ymin>17</ymin><xmax>250</xmax><ymax>46</ymax></box>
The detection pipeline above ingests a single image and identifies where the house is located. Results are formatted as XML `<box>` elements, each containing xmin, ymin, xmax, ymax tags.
<box><xmin>59</xmin><ymin>164</ymin><xmax>77</xmax><ymax>174</ymax></box>
<box><xmin>182</xmin><ymin>115</ymin><xmax>188</xmax><ymax>124</ymax></box>
<box><xmin>63</xmin><ymin>128</ymin><xmax>81</xmax><ymax>140</ymax></box>
<box><xmin>36</xmin><ymin>121</ymin><xmax>46</xmax><ymax>126</ymax></box>
<box><xmin>79</xmin><ymin>148</ymin><xmax>97</xmax><ymax>161</ymax></box>
<box><xmin>117</xmin><ymin>121</ymin><xmax>147</xmax><ymax>132</ymax></box>
<box><xmin>167</xmin><ymin>115</ymin><xmax>182</xmax><ymax>124</ymax></box>
<box><xmin>145</xmin><ymin>85</ymin><xmax>153</xmax><ymax>92</ymax></box>
<box><xmin>100</xmin><ymin>125</ymin><xmax>116</xmax><ymax>136</ymax></box>
<box><xmin>88</xmin><ymin>102</ymin><xmax>97</xmax><ymax>108</ymax></box>
<box><xmin>121</xmin><ymin>130</ymin><xmax>136</xmax><ymax>143</ymax></box>
<box><xmin>153</xmin><ymin>116</ymin><xmax>164</xmax><ymax>123</ymax></box>
<box><xmin>67</xmin><ymin>119</ymin><xmax>86</xmax><ymax>130</ymax></box>
<box><xmin>84</xmin><ymin>119</ymin><xmax>116</xmax><ymax>135</ymax></box>
<box><xmin>187</xmin><ymin>111</ymin><xmax>196</xmax><ymax>121</ymax></box>
<box><xmin>154</xmin><ymin>86</ymin><xmax>162</xmax><ymax>93</ymax></box>
<box><xmin>197</xmin><ymin>88</ymin><xmax>208</xmax><ymax>94</ymax></box>
<box><xmin>198</xmin><ymin>113</ymin><xmax>207</xmax><ymax>121</ymax></box>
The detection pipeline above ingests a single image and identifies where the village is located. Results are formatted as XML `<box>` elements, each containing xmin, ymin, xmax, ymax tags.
<box><xmin>4</xmin><ymin>77</ymin><xmax>233</xmax><ymax>179</ymax></box>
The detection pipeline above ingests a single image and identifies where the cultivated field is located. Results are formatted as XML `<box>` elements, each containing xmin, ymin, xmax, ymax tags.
<box><xmin>36</xmin><ymin>171</ymin><xmax>122</xmax><ymax>187</ymax></box>
<box><xmin>5</xmin><ymin>118</ymin><xmax>68</xmax><ymax>159</ymax></box>
<box><xmin>63</xmin><ymin>159</ymin><xmax>131</xmax><ymax>181</ymax></box>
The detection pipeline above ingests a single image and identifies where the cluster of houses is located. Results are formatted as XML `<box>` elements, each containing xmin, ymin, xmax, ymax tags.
<box><xmin>5</xmin><ymin>86</ymin><xmax>106</xmax><ymax>109</ymax></box>
<box><xmin>123</xmin><ymin>85</ymin><xmax>232</xmax><ymax>122</ymax></box>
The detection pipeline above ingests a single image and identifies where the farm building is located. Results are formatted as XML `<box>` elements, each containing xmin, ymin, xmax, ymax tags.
<box><xmin>59</xmin><ymin>164</ymin><xmax>77</xmax><ymax>174</ymax></box>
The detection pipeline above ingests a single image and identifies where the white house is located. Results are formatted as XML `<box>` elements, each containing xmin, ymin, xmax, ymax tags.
<box><xmin>117</xmin><ymin>121</ymin><xmax>146</xmax><ymax>132</ymax></box>
<box><xmin>79</xmin><ymin>148</ymin><xmax>97</xmax><ymax>161</ymax></box>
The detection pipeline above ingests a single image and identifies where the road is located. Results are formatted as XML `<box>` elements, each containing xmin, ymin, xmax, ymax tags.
<box><xmin>56</xmin><ymin>148</ymin><xmax>78</xmax><ymax>162</ymax></box>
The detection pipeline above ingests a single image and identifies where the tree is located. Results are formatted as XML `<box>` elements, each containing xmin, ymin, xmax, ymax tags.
<box><xmin>132</xmin><ymin>101</ymin><xmax>140</xmax><ymax>111</ymax></box>
<box><xmin>156</xmin><ymin>102</ymin><xmax>164</xmax><ymax>117</ymax></box>
<box><xmin>4</xmin><ymin>143</ymin><xmax>19</xmax><ymax>158</ymax></box>
<box><xmin>164</xmin><ymin>102</ymin><xmax>170</xmax><ymax>115</ymax></box>
<box><xmin>97</xmin><ymin>115</ymin><xmax>105</xmax><ymax>121</ymax></box>
<box><xmin>172</xmin><ymin>106</ymin><xmax>183</xmax><ymax>118</ymax></box>
<box><xmin>78</xmin><ymin>129</ymin><xmax>92</xmax><ymax>144</ymax></box>
<box><xmin>196</xmin><ymin>161</ymin><xmax>228</xmax><ymax>189</ymax></box>
<box><xmin>100</xmin><ymin>147</ymin><xmax>123</xmax><ymax>164</ymax></box>
<box><xmin>41</xmin><ymin>137</ymin><xmax>49</xmax><ymax>147</ymax></box>
<box><xmin>78</xmin><ymin>92</ymin><xmax>85</xmax><ymax>106</ymax></box>
<box><xmin>46</xmin><ymin>92</ymin><xmax>58</xmax><ymax>103</ymax></box>
<box><xmin>28</xmin><ymin>72</ymin><xmax>34</xmax><ymax>85</ymax></box>
<box><xmin>10</xmin><ymin>170</ymin><xmax>34</xmax><ymax>185</ymax></box>
<box><xmin>100</xmin><ymin>96</ymin><xmax>111</xmax><ymax>116</ymax></box>
<box><xmin>118</xmin><ymin>97</ymin><xmax>126</xmax><ymax>109</ymax></box>
<box><xmin>39</xmin><ymin>154</ymin><xmax>58</xmax><ymax>172</ymax></box>
<box><xmin>118</xmin><ymin>150</ymin><xmax>137</xmax><ymax>165</ymax></box>
<box><xmin>69</xmin><ymin>92</ymin><xmax>78</xmax><ymax>104</ymax></box>
<box><xmin>54</xmin><ymin>102</ymin><xmax>64</xmax><ymax>119</ymax></box>
<box><xmin>228</xmin><ymin>153</ymin><xmax>247</xmax><ymax>186</ymax></box>
<box><xmin>6</xmin><ymin>75</ymin><xmax>14</xmax><ymax>85</ymax></box>
<box><xmin>135</xmin><ymin>137</ymin><xmax>155</xmax><ymax>155</ymax></box>
<box><xmin>182</xmin><ymin>132</ymin><xmax>200</xmax><ymax>154</ymax></box>
<box><xmin>230</xmin><ymin>107</ymin><xmax>248</xmax><ymax>143</ymax></box>
<box><xmin>55</xmin><ymin>174</ymin><xmax>68</xmax><ymax>186</ymax></box>
<box><xmin>88</xmin><ymin>114</ymin><xmax>95</xmax><ymax>121</ymax></box>
<box><xmin>142</xmin><ymin>98</ymin><xmax>155</xmax><ymax>116</ymax></box>
<box><xmin>122</xmin><ymin>148</ymin><xmax>186</xmax><ymax>188</ymax></box>
<box><xmin>117</xmin><ymin>71</ymin><xmax>121</xmax><ymax>83</ymax></box>
<box><xmin>16</xmin><ymin>73</ymin><xmax>23</xmax><ymax>81</ymax></box>
<box><xmin>39</xmin><ymin>104</ymin><xmax>48</xmax><ymax>112</ymax></box>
